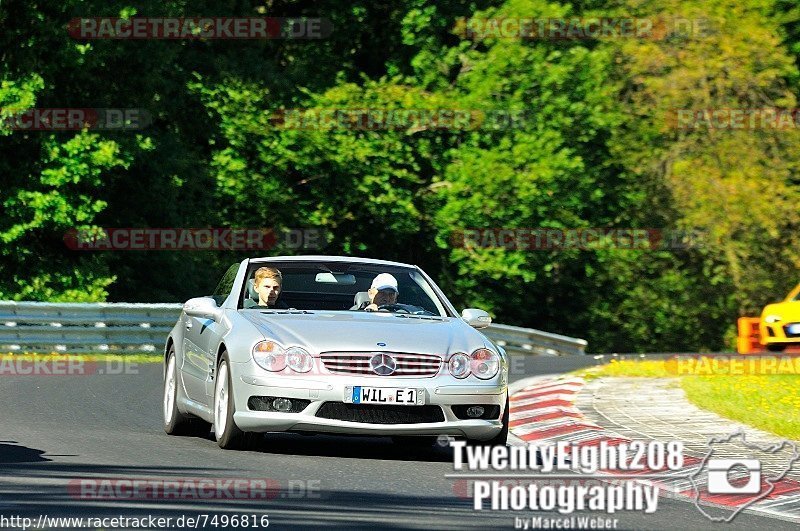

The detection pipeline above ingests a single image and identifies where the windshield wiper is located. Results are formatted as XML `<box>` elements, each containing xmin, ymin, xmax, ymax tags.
<box><xmin>259</xmin><ymin>310</ymin><xmax>313</xmax><ymax>314</ymax></box>
<box><xmin>394</xmin><ymin>314</ymin><xmax>443</xmax><ymax>321</ymax></box>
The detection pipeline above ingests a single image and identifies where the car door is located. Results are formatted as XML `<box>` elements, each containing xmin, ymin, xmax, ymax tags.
<box><xmin>181</xmin><ymin>263</ymin><xmax>238</xmax><ymax>405</ymax></box>
<box><xmin>181</xmin><ymin>312</ymin><xmax>213</xmax><ymax>404</ymax></box>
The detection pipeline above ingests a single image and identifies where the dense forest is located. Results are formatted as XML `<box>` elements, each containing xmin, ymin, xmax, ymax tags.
<box><xmin>2</xmin><ymin>0</ymin><xmax>800</xmax><ymax>352</ymax></box>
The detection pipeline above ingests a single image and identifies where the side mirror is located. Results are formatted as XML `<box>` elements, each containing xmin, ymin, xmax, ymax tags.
<box><xmin>184</xmin><ymin>297</ymin><xmax>222</xmax><ymax>321</ymax></box>
<box><xmin>462</xmin><ymin>308</ymin><xmax>492</xmax><ymax>329</ymax></box>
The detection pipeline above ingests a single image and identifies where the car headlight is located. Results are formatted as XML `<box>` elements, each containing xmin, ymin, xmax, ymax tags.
<box><xmin>765</xmin><ymin>315</ymin><xmax>782</xmax><ymax>324</ymax></box>
<box><xmin>253</xmin><ymin>341</ymin><xmax>286</xmax><ymax>371</ymax></box>
<box><xmin>286</xmin><ymin>346</ymin><xmax>313</xmax><ymax>373</ymax></box>
<box><xmin>470</xmin><ymin>348</ymin><xmax>500</xmax><ymax>380</ymax></box>
<box><xmin>449</xmin><ymin>353</ymin><xmax>470</xmax><ymax>378</ymax></box>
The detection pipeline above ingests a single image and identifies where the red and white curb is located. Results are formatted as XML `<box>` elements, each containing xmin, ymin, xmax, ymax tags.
<box><xmin>506</xmin><ymin>375</ymin><xmax>800</xmax><ymax>523</ymax></box>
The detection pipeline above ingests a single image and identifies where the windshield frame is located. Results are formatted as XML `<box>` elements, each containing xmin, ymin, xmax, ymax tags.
<box><xmin>236</xmin><ymin>260</ymin><xmax>456</xmax><ymax>317</ymax></box>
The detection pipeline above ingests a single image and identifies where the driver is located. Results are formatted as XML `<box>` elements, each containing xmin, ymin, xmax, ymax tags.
<box><xmin>252</xmin><ymin>266</ymin><xmax>288</xmax><ymax>309</ymax></box>
<box><xmin>357</xmin><ymin>273</ymin><xmax>399</xmax><ymax>311</ymax></box>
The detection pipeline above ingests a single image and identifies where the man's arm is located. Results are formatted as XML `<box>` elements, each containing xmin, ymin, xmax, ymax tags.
<box><xmin>350</xmin><ymin>301</ymin><xmax>376</xmax><ymax>311</ymax></box>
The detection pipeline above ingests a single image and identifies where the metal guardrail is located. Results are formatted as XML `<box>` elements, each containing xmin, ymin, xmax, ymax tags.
<box><xmin>0</xmin><ymin>301</ymin><xmax>180</xmax><ymax>354</ymax></box>
<box><xmin>486</xmin><ymin>323</ymin><xmax>588</xmax><ymax>357</ymax></box>
<box><xmin>0</xmin><ymin>301</ymin><xmax>589</xmax><ymax>356</ymax></box>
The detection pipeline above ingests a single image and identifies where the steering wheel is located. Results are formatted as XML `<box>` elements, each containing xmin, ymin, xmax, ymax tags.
<box><xmin>377</xmin><ymin>304</ymin><xmax>434</xmax><ymax>316</ymax></box>
<box><xmin>377</xmin><ymin>303</ymin><xmax>412</xmax><ymax>314</ymax></box>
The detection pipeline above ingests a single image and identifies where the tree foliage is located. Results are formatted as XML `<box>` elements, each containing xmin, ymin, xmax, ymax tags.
<box><xmin>1</xmin><ymin>0</ymin><xmax>799</xmax><ymax>352</ymax></box>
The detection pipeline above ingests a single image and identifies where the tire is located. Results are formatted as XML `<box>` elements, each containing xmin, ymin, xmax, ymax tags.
<box><xmin>767</xmin><ymin>343</ymin><xmax>787</xmax><ymax>352</ymax></box>
<box><xmin>467</xmin><ymin>394</ymin><xmax>509</xmax><ymax>447</ymax></box>
<box><xmin>163</xmin><ymin>347</ymin><xmax>211</xmax><ymax>437</ymax></box>
<box><xmin>214</xmin><ymin>352</ymin><xmax>260</xmax><ymax>450</ymax></box>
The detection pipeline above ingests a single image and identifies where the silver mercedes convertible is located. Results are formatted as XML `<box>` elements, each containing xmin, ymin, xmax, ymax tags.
<box><xmin>162</xmin><ymin>256</ymin><xmax>509</xmax><ymax>450</ymax></box>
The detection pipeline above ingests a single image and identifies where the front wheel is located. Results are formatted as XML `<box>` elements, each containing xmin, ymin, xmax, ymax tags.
<box><xmin>767</xmin><ymin>343</ymin><xmax>787</xmax><ymax>352</ymax></box>
<box><xmin>214</xmin><ymin>352</ymin><xmax>260</xmax><ymax>450</ymax></box>
<box><xmin>163</xmin><ymin>347</ymin><xmax>210</xmax><ymax>437</ymax></box>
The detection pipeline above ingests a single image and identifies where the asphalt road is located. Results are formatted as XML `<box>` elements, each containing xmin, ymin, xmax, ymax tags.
<box><xmin>0</xmin><ymin>356</ymin><xmax>792</xmax><ymax>530</ymax></box>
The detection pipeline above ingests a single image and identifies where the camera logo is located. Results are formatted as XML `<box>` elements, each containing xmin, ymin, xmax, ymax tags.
<box><xmin>689</xmin><ymin>430</ymin><xmax>799</xmax><ymax>523</ymax></box>
<box><xmin>707</xmin><ymin>458</ymin><xmax>761</xmax><ymax>494</ymax></box>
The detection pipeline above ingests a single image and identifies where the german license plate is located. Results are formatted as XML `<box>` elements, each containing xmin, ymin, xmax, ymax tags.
<box><xmin>345</xmin><ymin>386</ymin><xmax>424</xmax><ymax>406</ymax></box>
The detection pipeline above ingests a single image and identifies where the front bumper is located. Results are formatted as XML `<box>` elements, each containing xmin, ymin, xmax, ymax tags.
<box><xmin>761</xmin><ymin>321</ymin><xmax>800</xmax><ymax>344</ymax></box>
<box><xmin>229</xmin><ymin>360</ymin><xmax>507</xmax><ymax>441</ymax></box>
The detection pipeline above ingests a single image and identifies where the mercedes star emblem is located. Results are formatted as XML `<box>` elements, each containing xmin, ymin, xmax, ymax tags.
<box><xmin>370</xmin><ymin>353</ymin><xmax>397</xmax><ymax>376</ymax></box>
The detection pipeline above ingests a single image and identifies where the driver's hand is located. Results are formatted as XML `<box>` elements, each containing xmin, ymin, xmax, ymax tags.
<box><xmin>365</xmin><ymin>303</ymin><xmax>379</xmax><ymax>312</ymax></box>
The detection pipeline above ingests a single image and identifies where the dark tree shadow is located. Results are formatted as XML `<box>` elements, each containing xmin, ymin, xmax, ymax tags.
<box><xmin>0</xmin><ymin>442</ymin><xmax>51</xmax><ymax>464</ymax></box>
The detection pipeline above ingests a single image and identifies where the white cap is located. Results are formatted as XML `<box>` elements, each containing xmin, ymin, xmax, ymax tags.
<box><xmin>370</xmin><ymin>273</ymin><xmax>398</xmax><ymax>292</ymax></box>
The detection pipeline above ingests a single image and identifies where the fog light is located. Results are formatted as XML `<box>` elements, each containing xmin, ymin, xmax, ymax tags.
<box><xmin>466</xmin><ymin>406</ymin><xmax>485</xmax><ymax>418</ymax></box>
<box><xmin>272</xmin><ymin>398</ymin><xmax>293</xmax><ymax>412</ymax></box>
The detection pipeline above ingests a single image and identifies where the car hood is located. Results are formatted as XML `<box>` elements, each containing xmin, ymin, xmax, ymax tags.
<box><xmin>239</xmin><ymin>310</ymin><xmax>488</xmax><ymax>356</ymax></box>
<box><xmin>763</xmin><ymin>301</ymin><xmax>800</xmax><ymax>322</ymax></box>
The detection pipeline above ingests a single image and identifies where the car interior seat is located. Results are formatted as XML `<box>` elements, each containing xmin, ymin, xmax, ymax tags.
<box><xmin>243</xmin><ymin>278</ymin><xmax>259</xmax><ymax>308</ymax></box>
<box><xmin>350</xmin><ymin>291</ymin><xmax>370</xmax><ymax>310</ymax></box>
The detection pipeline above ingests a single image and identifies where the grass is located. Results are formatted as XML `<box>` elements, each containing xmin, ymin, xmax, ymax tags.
<box><xmin>681</xmin><ymin>375</ymin><xmax>800</xmax><ymax>440</ymax></box>
<box><xmin>578</xmin><ymin>359</ymin><xmax>670</xmax><ymax>379</ymax></box>
<box><xmin>575</xmin><ymin>357</ymin><xmax>800</xmax><ymax>440</ymax></box>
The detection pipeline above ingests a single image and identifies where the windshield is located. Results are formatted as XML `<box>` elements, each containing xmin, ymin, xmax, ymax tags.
<box><xmin>238</xmin><ymin>261</ymin><xmax>450</xmax><ymax>317</ymax></box>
